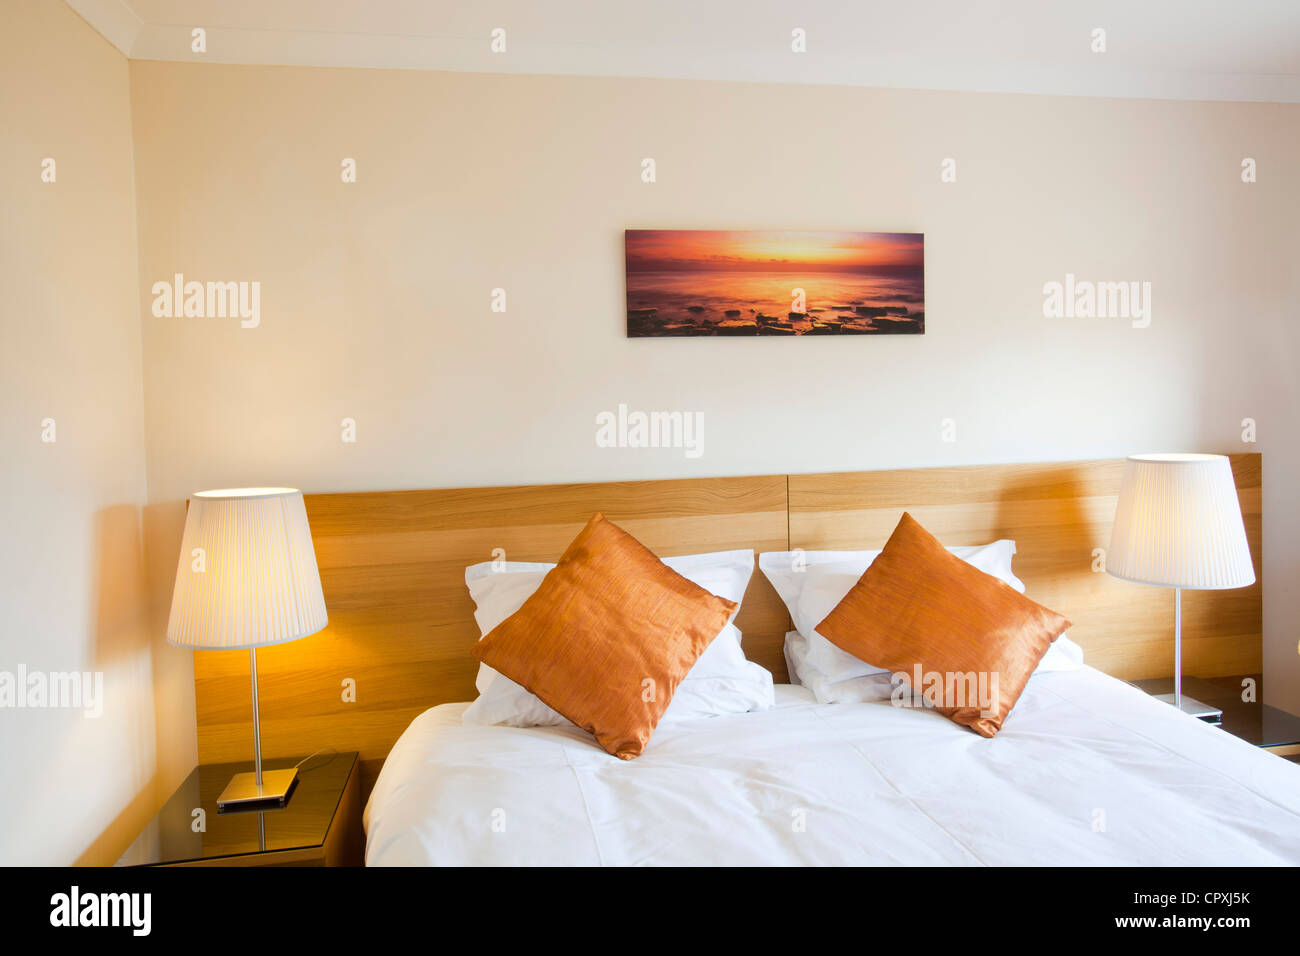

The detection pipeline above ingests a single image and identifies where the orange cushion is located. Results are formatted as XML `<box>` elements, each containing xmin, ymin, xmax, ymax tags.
<box><xmin>815</xmin><ymin>512</ymin><xmax>1071</xmax><ymax>736</ymax></box>
<box><xmin>471</xmin><ymin>513</ymin><xmax>738</xmax><ymax>759</ymax></box>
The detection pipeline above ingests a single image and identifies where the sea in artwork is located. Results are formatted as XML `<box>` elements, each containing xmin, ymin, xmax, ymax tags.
<box><xmin>625</xmin><ymin>230</ymin><xmax>924</xmax><ymax>337</ymax></box>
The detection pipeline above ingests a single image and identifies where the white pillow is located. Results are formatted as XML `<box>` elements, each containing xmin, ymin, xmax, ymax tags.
<box><xmin>760</xmin><ymin>542</ymin><xmax>1082</xmax><ymax>702</ymax></box>
<box><xmin>782</xmin><ymin>630</ymin><xmax>893</xmax><ymax>703</ymax></box>
<box><xmin>782</xmin><ymin>629</ymin><xmax>1086</xmax><ymax>704</ymax></box>
<box><xmin>462</xmin><ymin>548</ymin><xmax>774</xmax><ymax>727</ymax></box>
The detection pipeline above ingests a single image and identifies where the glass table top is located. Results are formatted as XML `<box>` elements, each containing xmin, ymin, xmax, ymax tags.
<box><xmin>115</xmin><ymin>750</ymin><xmax>357</xmax><ymax>866</ymax></box>
<box><xmin>1130</xmin><ymin>675</ymin><xmax>1300</xmax><ymax>749</ymax></box>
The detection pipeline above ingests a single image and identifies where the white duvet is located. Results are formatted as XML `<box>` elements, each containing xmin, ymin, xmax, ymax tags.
<box><xmin>364</xmin><ymin>667</ymin><xmax>1300</xmax><ymax>866</ymax></box>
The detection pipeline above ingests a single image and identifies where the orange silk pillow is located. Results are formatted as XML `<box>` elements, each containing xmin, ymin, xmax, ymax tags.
<box><xmin>815</xmin><ymin>512</ymin><xmax>1071</xmax><ymax>737</ymax></box>
<box><xmin>470</xmin><ymin>513</ymin><xmax>738</xmax><ymax>759</ymax></box>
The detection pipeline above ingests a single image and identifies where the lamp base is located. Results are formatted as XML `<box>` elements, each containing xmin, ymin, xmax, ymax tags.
<box><xmin>216</xmin><ymin>768</ymin><xmax>298</xmax><ymax>810</ymax></box>
<box><xmin>1153</xmin><ymin>693</ymin><xmax>1222</xmax><ymax>724</ymax></box>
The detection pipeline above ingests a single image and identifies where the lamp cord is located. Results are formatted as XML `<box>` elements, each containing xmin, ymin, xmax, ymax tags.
<box><xmin>294</xmin><ymin>746</ymin><xmax>339</xmax><ymax>772</ymax></box>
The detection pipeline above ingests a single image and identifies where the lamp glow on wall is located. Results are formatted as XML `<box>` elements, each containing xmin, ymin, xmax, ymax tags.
<box><xmin>1107</xmin><ymin>454</ymin><xmax>1255</xmax><ymax>718</ymax></box>
<box><xmin>166</xmin><ymin>488</ymin><xmax>328</xmax><ymax>809</ymax></box>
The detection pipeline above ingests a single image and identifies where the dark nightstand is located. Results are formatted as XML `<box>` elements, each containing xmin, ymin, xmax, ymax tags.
<box><xmin>1130</xmin><ymin>674</ymin><xmax>1300</xmax><ymax>763</ymax></box>
<box><xmin>116</xmin><ymin>750</ymin><xmax>363</xmax><ymax>866</ymax></box>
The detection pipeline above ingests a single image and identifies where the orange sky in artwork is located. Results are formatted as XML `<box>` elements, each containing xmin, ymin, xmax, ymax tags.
<box><xmin>625</xmin><ymin>230</ymin><xmax>924</xmax><ymax>272</ymax></box>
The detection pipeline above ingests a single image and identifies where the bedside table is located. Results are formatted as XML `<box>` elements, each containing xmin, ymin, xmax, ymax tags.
<box><xmin>1130</xmin><ymin>674</ymin><xmax>1300</xmax><ymax>763</ymax></box>
<box><xmin>116</xmin><ymin>750</ymin><xmax>363</xmax><ymax>866</ymax></box>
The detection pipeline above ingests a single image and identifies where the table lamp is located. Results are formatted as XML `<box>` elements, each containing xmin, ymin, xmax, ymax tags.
<box><xmin>1107</xmin><ymin>454</ymin><xmax>1255</xmax><ymax>719</ymax></box>
<box><xmin>166</xmin><ymin>488</ymin><xmax>328</xmax><ymax>808</ymax></box>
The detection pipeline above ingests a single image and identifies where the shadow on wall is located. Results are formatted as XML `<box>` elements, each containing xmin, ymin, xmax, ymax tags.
<box><xmin>75</xmin><ymin>505</ymin><xmax>155</xmax><ymax>865</ymax></box>
<box><xmin>142</xmin><ymin>500</ymin><xmax>198</xmax><ymax>814</ymax></box>
<box><xmin>78</xmin><ymin>499</ymin><xmax>201</xmax><ymax>864</ymax></box>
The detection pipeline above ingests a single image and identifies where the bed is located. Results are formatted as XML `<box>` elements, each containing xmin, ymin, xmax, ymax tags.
<box><xmin>184</xmin><ymin>457</ymin><xmax>1271</xmax><ymax>867</ymax></box>
<box><xmin>364</xmin><ymin>662</ymin><xmax>1300</xmax><ymax>866</ymax></box>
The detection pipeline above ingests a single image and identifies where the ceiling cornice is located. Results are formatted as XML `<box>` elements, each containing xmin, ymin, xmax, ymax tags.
<box><xmin>66</xmin><ymin>0</ymin><xmax>144</xmax><ymax>57</ymax></box>
<box><xmin>64</xmin><ymin>1</ymin><xmax>1300</xmax><ymax>104</ymax></box>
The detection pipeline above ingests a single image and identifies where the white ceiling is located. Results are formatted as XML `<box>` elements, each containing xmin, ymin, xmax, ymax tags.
<box><xmin>67</xmin><ymin>0</ymin><xmax>1300</xmax><ymax>102</ymax></box>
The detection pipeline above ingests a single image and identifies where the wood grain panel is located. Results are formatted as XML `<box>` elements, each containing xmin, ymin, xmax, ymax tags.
<box><xmin>193</xmin><ymin>475</ymin><xmax>793</xmax><ymax>783</ymax></box>
<box><xmin>788</xmin><ymin>455</ymin><xmax>1261</xmax><ymax>681</ymax></box>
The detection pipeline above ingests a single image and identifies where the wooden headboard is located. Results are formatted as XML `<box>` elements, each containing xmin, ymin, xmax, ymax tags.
<box><xmin>192</xmin><ymin>455</ymin><xmax>1261</xmax><ymax>791</ymax></box>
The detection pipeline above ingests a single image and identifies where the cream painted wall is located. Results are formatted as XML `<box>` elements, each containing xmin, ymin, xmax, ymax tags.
<box><xmin>126</xmin><ymin>64</ymin><xmax>1299</xmax><ymax>715</ymax></box>
<box><xmin>0</xmin><ymin>0</ymin><xmax>184</xmax><ymax>865</ymax></box>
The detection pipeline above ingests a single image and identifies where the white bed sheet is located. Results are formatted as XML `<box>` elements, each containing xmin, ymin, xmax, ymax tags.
<box><xmin>364</xmin><ymin>666</ymin><xmax>1300</xmax><ymax>866</ymax></box>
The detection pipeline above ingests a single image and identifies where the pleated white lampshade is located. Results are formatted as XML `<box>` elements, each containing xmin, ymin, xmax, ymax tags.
<box><xmin>1107</xmin><ymin>454</ymin><xmax>1255</xmax><ymax>590</ymax></box>
<box><xmin>166</xmin><ymin>488</ymin><xmax>328</xmax><ymax>649</ymax></box>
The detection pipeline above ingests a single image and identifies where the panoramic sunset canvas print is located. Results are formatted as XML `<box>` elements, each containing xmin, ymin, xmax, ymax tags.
<box><xmin>625</xmin><ymin>230</ymin><xmax>924</xmax><ymax>337</ymax></box>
